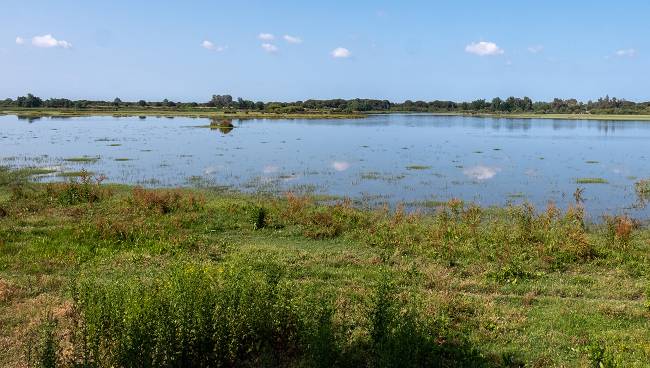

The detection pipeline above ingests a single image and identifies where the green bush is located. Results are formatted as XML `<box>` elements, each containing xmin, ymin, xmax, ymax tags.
<box><xmin>44</xmin><ymin>264</ymin><xmax>494</xmax><ymax>367</ymax></box>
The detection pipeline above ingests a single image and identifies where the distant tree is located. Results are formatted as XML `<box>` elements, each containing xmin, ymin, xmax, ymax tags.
<box><xmin>137</xmin><ymin>100</ymin><xmax>147</xmax><ymax>107</ymax></box>
<box><xmin>113</xmin><ymin>97</ymin><xmax>122</xmax><ymax>107</ymax></box>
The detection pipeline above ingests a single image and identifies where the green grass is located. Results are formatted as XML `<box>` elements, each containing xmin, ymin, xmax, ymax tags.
<box><xmin>1</xmin><ymin>167</ymin><xmax>649</xmax><ymax>367</ymax></box>
<box><xmin>576</xmin><ymin>177</ymin><xmax>608</xmax><ymax>184</ymax></box>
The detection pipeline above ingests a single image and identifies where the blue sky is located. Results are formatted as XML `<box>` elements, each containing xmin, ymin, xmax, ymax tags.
<box><xmin>1</xmin><ymin>0</ymin><xmax>649</xmax><ymax>102</ymax></box>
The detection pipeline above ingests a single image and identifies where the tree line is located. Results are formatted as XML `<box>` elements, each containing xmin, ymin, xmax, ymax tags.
<box><xmin>2</xmin><ymin>93</ymin><xmax>649</xmax><ymax>115</ymax></box>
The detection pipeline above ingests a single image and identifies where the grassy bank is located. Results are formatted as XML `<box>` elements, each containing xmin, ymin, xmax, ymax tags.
<box><xmin>0</xmin><ymin>167</ymin><xmax>649</xmax><ymax>367</ymax></box>
<box><xmin>5</xmin><ymin>108</ymin><xmax>650</xmax><ymax>122</ymax></box>
<box><xmin>0</xmin><ymin>108</ymin><xmax>364</xmax><ymax>120</ymax></box>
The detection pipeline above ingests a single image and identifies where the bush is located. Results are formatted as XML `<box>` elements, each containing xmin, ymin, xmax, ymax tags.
<box><xmin>130</xmin><ymin>187</ymin><xmax>204</xmax><ymax>214</ymax></box>
<box><xmin>46</xmin><ymin>264</ymin><xmax>493</xmax><ymax>367</ymax></box>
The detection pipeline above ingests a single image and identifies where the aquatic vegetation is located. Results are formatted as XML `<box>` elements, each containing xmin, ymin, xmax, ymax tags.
<box><xmin>114</xmin><ymin>158</ymin><xmax>132</xmax><ymax>161</ymax></box>
<box><xmin>585</xmin><ymin>160</ymin><xmax>599</xmax><ymax>164</ymax></box>
<box><xmin>635</xmin><ymin>179</ymin><xmax>650</xmax><ymax>201</ymax></box>
<box><xmin>576</xmin><ymin>177</ymin><xmax>608</xmax><ymax>184</ymax></box>
<box><xmin>405</xmin><ymin>165</ymin><xmax>431</xmax><ymax>170</ymax></box>
<box><xmin>63</xmin><ymin>156</ymin><xmax>100</xmax><ymax>163</ymax></box>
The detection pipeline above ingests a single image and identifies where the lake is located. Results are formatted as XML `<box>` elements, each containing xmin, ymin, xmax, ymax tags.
<box><xmin>1</xmin><ymin>113</ymin><xmax>649</xmax><ymax>219</ymax></box>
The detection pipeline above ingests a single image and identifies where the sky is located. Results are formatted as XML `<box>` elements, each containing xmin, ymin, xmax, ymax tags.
<box><xmin>1</xmin><ymin>0</ymin><xmax>649</xmax><ymax>102</ymax></box>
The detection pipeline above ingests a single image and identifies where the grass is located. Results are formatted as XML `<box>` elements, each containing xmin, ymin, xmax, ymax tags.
<box><xmin>1</xmin><ymin>167</ymin><xmax>649</xmax><ymax>367</ymax></box>
<box><xmin>576</xmin><ymin>177</ymin><xmax>608</xmax><ymax>184</ymax></box>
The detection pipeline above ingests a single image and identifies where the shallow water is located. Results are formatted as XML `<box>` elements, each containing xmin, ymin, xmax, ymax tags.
<box><xmin>1</xmin><ymin>114</ymin><xmax>649</xmax><ymax>219</ymax></box>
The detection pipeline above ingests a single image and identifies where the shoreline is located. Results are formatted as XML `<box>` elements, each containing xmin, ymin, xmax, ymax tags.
<box><xmin>4</xmin><ymin>108</ymin><xmax>650</xmax><ymax>121</ymax></box>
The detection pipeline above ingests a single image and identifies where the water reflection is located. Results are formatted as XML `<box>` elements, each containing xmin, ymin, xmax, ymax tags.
<box><xmin>463</xmin><ymin>166</ymin><xmax>500</xmax><ymax>180</ymax></box>
<box><xmin>332</xmin><ymin>161</ymin><xmax>350</xmax><ymax>171</ymax></box>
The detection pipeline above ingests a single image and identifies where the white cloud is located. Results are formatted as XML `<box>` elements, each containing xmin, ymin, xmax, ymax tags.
<box><xmin>283</xmin><ymin>35</ymin><xmax>302</xmax><ymax>44</ymax></box>
<box><xmin>615</xmin><ymin>48</ymin><xmax>637</xmax><ymax>57</ymax></box>
<box><xmin>15</xmin><ymin>36</ymin><xmax>25</xmax><ymax>45</ymax></box>
<box><xmin>258</xmin><ymin>33</ymin><xmax>275</xmax><ymax>41</ymax></box>
<box><xmin>332</xmin><ymin>161</ymin><xmax>350</xmax><ymax>171</ymax></box>
<box><xmin>331</xmin><ymin>47</ymin><xmax>351</xmax><ymax>58</ymax></box>
<box><xmin>32</xmin><ymin>34</ymin><xmax>72</xmax><ymax>48</ymax></box>
<box><xmin>201</xmin><ymin>40</ymin><xmax>226</xmax><ymax>52</ymax></box>
<box><xmin>465</xmin><ymin>41</ymin><xmax>503</xmax><ymax>56</ymax></box>
<box><xmin>527</xmin><ymin>45</ymin><xmax>544</xmax><ymax>54</ymax></box>
<box><xmin>463</xmin><ymin>166</ymin><xmax>501</xmax><ymax>180</ymax></box>
<box><xmin>261</xmin><ymin>43</ymin><xmax>278</xmax><ymax>53</ymax></box>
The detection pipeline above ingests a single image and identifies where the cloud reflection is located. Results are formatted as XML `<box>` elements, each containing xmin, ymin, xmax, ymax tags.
<box><xmin>463</xmin><ymin>165</ymin><xmax>500</xmax><ymax>180</ymax></box>
<box><xmin>332</xmin><ymin>161</ymin><xmax>351</xmax><ymax>171</ymax></box>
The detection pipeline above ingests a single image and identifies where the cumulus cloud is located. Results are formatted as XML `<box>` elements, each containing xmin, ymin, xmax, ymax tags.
<box><xmin>201</xmin><ymin>40</ymin><xmax>226</xmax><ymax>51</ymax></box>
<box><xmin>15</xmin><ymin>36</ymin><xmax>25</xmax><ymax>45</ymax></box>
<box><xmin>463</xmin><ymin>166</ymin><xmax>501</xmax><ymax>180</ymax></box>
<box><xmin>465</xmin><ymin>41</ymin><xmax>503</xmax><ymax>56</ymax></box>
<box><xmin>331</xmin><ymin>47</ymin><xmax>351</xmax><ymax>58</ymax></box>
<box><xmin>31</xmin><ymin>34</ymin><xmax>72</xmax><ymax>48</ymax></box>
<box><xmin>615</xmin><ymin>48</ymin><xmax>637</xmax><ymax>57</ymax></box>
<box><xmin>527</xmin><ymin>45</ymin><xmax>544</xmax><ymax>54</ymax></box>
<box><xmin>258</xmin><ymin>33</ymin><xmax>275</xmax><ymax>41</ymax></box>
<box><xmin>283</xmin><ymin>35</ymin><xmax>302</xmax><ymax>44</ymax></box>
<box><xmin>261</xmin><ymin>43</ymin><xmax>279</xmax><ymax>53</ymax></box>
<box><xmin>332</xmin><ymin>161</ymin><xmax>350</xmax><ymax>171</ymax></box>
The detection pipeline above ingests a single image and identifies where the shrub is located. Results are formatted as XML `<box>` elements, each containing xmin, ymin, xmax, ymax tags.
<box><xmin>45</xmin><ymin>170</ymin><xmax>110</xmax><ymax>205</ymax></box>
<box><xmin>603</xmin><ymin>215</ymin><xmax>636</xmax><ymax>249</ymax></box>
<box><xmin>252</xmin><ymin>206</ymin><xmax>267</xmax><ymax>230</ymax></box>
<box><xmin>50</xmin><ymin>265</ymin><xmax>491</xmax><ymax>367</ymax></box>
<box><xmin>130</xmin><ymin>187</ymin><xmax>204</xmax><ymax>214</ymax></box>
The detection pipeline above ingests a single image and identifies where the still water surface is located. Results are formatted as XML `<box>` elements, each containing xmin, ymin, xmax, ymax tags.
<box><xmin>1</xmin><ymin>114</ymin><xmax>649</xmax><ymax>219</ymax></box>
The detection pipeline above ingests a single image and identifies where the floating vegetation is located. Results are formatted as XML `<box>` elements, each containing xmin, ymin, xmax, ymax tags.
<box><xmin>508</xmin><ymin>192</ymin><xmax>526</xmax><ymax>198</ymax></box>
<box><xmin>58</xmin><ymin>171</ymin><xmax>95</xmax><ymax>178</ymax></box>
<box><xmin>360</xmin><ymin>172</ymin><xmax>405</xmax><ymax>181</ymax></box>
<box><xmin>114</xmin><ymin>158</ymin><xmax>132</xmax><ymax>162</ymax></box>
<box><xmin>108</xmin><ymin>143</ymin><xmax>122</xmax><ymax>147</ymax></box>
<box><xmin>405</xmin><ymin>165</ymin><xmax>431</xmax><ymax>170</ymax></box>
<box><xmin>576</xmin><ymin>177</ymin><xmax>608</xmax><ymax>184</ymax></box>
<box><xmin>585</xmin><ymin>160</ymin><xmax>599</xmax><ymax>164</ymax></box>
<box><xmin>64</xmin><ymin>156</ymin><xmax>100</xmax><ymax>163</ymax></box>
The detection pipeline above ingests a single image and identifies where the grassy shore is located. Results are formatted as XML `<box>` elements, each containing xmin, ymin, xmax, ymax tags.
<box><xmin>5</xmin><ymin>108</ymin><xmax>650</xmax><ymax>122</ymax></box>
<box><xmin>0</xmin><ymin>107</ymin><xmax>364</xmax><ymax>120</ymax></box>
<box><xmin>0</xmin><ymin>167</ymin><xmax>649</xmax><ymax>367</ymax></box>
